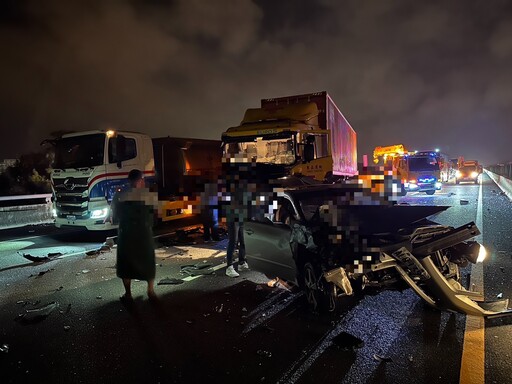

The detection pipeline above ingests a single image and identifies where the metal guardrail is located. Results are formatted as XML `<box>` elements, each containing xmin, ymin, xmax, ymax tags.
<box><xmin>487</xmin><ymin>163</ymin><xmax>512</xmax><ymax>180</ymax></box>
<box><xmin>0</xmin><ymin>194</ymin><xmax>52</xmax><ymax>208</ymax></box>
<box><xmin>0</xmin><ymin>194</ymin><xmax>52</xmax><ymax>202</ymax></box>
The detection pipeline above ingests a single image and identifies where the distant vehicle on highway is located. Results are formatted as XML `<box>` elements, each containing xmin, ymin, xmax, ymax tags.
<box><xmin>455</xmin><ymin>163</ymin><xmax>481</xmax><ymax>184</ymax></box>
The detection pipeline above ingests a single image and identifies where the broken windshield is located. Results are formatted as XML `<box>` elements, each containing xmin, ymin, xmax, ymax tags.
<box><xmin>224</xmin><ymin>137</ymin><xmax>296</xmax><ymax>165</ymax></box>
<box><xmin>54</xmin><ymin>134</ymin><xmax>105</xmax><ymax>169</ymax></box>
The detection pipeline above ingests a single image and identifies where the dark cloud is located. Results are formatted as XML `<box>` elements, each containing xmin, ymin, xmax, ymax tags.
<box><xmin>1</xmin><ymin>0</ymin><xmax>512</xmax><ymax>164</ymax></box>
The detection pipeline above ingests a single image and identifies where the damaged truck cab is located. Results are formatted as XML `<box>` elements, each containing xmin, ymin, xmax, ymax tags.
<box><xmin>221</xmin><ymin>91</ymin><xmax>357</xmax><ymax>182</ymax></box>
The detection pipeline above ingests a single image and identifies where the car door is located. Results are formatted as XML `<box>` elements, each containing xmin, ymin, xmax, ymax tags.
<box><xmin>244</xmin><ymin>197</ymin><xmax>297</xmax><ymax>282</ymax></box>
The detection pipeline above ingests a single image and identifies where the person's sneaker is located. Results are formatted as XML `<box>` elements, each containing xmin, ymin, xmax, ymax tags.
<box><xmin>238</xmin><ymin>261</ymin><xmax>250</xmax><ymax>271</ymax></box>
<box><xmin>226</xmin><ymin>265</ymin><xmax>240</xmax><ymax>278</ymax></box>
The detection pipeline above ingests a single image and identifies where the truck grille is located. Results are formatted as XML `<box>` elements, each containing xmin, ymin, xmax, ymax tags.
<box><xmin>53</xmin><ymin>177</ymin><xmax>90</xmax><ymax>218</ymax></box>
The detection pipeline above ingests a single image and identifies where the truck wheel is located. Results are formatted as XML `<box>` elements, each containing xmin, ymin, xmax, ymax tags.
<box><xmin>426</xmin><ymin>190</ymin><xmax>435</xmax><ymax>195</ymax></box>
<box><xmin>474</xmin><ymin>179</ymin><xmax>479</xmax><ymax>184</ymax></box>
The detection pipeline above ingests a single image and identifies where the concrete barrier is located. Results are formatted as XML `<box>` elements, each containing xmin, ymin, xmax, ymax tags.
<box><xmin>0</xmin><ymin>203</ymin><xmax>54</xmax><ymax>230</ymax></box>
<box><xmin>485</xmin><ymin>169</ymin><xmax>512</xmax><ymax>200</ymax></box>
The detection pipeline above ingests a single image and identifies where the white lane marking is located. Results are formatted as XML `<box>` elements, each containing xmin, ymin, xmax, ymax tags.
<box><xmin>182</xmin><ymin>256</ymin><xmax>227</xmax><ymax>282</ymax></box>
<box><xmin>243</xmin><ymin>291</ymin><xmax>303</xmax><ymax>334</ymax></box>
<box><xmin>0</xmin><ymin>234</ymin><xmax>47</xmax><ymax>244</ymax></box>
<box><xmin>459</xmin><ymin>178</ymin><xmax>484</xmax><ymax>384</ymax></box>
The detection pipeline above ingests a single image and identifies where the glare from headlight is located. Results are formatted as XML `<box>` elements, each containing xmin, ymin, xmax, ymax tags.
<box><xmin>471</xmin><ymin>171</ymin><xmax>478</xmax><ymax>178</ymax></box>
<box><xmin>456</xmin><ymin>170</ymin><xmax>461</xmax><ymax>178</ymax></box>
<box><xmin>435</xmin><ymin>182</ymin><xmax>442</xmax><ymax>189</ymax></box>
<box><xmin>91</xmin><ymin>208</ymin><xmax>109</xmax><ymax>219</ymax></box>
<box><xmin>52</xmin><ymin>208</ymin><xmax>57</xmax><ymax>218</ymax></box>
<box><xmin>477</xmin><ymin>244</ymin><xmax>487</xmax><ymax>263</ymax></box>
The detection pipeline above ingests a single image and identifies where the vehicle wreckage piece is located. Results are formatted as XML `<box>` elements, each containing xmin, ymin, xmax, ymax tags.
<box><xmin>324</xmin><ymin>267</ymin><xmax>353</xmax><ymax>296</ymax></box>
<box><xmin>380</xmin><ymin>223</ymin><xmax>512</xmax><ymax>318</ymax></box>
<box><xmin>419</xmin><ymin>257</ymin><xmax>512</xmax><ymax>318</ymax></box>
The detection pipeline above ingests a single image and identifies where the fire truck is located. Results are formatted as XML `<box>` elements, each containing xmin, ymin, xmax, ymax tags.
<box><xmin>373</xmin><ymin>144</ymin><xmax>443</xmax><ymax>195</ymax></box>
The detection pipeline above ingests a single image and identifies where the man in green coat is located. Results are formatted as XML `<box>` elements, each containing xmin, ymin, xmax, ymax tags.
<box><xmin>112</xmin><ymin>169</ymin><xmax>157</xmax><ymax>302</ymax></box>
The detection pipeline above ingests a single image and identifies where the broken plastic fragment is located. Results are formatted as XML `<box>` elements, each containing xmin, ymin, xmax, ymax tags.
<box><xmin>64</xmin><ymin>326</ymin><xmax>71</xmax><ymax>331</ymax></box>
<box><xmin>96</xmin><ymin>296</ymin><xmax>102</xmax><ymax>300</ymax></box>
<box><xmin>0</xmin><ymin>343</ymin><xmax>9</xmax><ymax>353</ymax></box>
<box><xmin>16</xmin><ymin>302</ymin><xmax>59</xmax><ymax>325</ymax></box>
<box><xmin>460</xmin><ymin>200</ymin><xmax>469</xmax><ymax>205</ymax></box>
<box><xmin>21</xmin><ymin>253</ymin><xmax>49</xmax><ymax>262</ymax></box>
<box><xmin>215</xmin><ymin>304</ymin><xmax>224</xmax><ymax>313</ymax></box>
<box><xmin>81</xmin><ymin>270</ymin><xmax>90</xmax><ymax>274</ymax></box>
<box><xmin>497</xmin><ymin>293</ymin><xmax>503</xmax><ymax>299</ymax></box>
<box><xmin>373</xmin><ymin>354</ymin><xmax>393</xmax><ymax>363</ymax></box>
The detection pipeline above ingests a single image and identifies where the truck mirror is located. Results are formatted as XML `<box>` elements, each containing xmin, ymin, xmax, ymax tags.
<box><xmin>116</xmin><ymin>135</ymin><xmax>126</xmax><ymax>168</ymax></box>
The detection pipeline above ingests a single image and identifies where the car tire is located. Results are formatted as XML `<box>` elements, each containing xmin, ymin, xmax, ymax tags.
<box><xmin>302</xmin><ymin>262</ymin><xmax>332</xmax><ymax>312</ymax></box>
<box><xmin>426</xmin><ymin>190</ymin><xmax>435</xmax><ymax>195</ymax></box>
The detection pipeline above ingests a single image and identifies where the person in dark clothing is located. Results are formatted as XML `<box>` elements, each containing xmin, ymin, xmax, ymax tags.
<box><xmin>222</xmin><ymin>169</ymin><xmax>251</xmax><ymax>278</ymax></box>
<box><xmin>200</xmin><ymin>182</ymin><xmax>220</xmax><ymax>242</ymax></box>
<box><xmin>112</xmin><ymin>169</ymin><xmax>157</xmax><ymax>302</ymax></box>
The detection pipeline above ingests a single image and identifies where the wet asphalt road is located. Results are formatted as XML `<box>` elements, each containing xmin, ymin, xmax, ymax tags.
<box><xmin>0</xmin><ymin>174</ymin><xmax>511</xmax><ymax>384</ymax></box>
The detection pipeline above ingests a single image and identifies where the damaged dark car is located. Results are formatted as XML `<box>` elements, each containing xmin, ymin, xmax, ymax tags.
<box><xmin>244</xmin><ymin>183</ymin><xmax>511</xmax><ymax>317</ymax></box>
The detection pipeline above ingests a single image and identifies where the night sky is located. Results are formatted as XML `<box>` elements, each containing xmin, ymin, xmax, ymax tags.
<box><xmin>1</xmin><ymin>0</ymin><xmax>512</xmax><ymax>165</ymax></box>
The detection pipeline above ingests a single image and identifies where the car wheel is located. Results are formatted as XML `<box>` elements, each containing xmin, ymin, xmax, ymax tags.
<box><xmin>302</xmin><ymin>262</ymin><xmax>332</xmax><ymax>312</ymax></box>
<box><xmin>426</xmin><ymin>190</ymin><xmax>435</xmax><ymax>195</ymax></box>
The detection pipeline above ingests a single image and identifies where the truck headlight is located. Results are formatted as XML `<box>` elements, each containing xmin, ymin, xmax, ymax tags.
<box><xmin>471</xmin><ymin>171</ymin><xmax>478</xmax><ymax>178</ymax></box>
<box><xmin>456</xmin><ymin>170</ymin><xmax>461</xmax><ymax>178</ymax></box>
<box><xmin>91</xmin><ymin>208</ymin><xmax>109</xmax><ymax>219</ymax></box>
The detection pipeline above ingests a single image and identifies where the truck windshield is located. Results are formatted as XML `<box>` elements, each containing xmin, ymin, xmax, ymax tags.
<box><xmin>408</xmin><ymin>156</ymin><xmax>439</xmax><ymax>172</ymax></box>
<box><xmin>224</xmin><ymin>137</ymin><xmax>296</xmax><ymax>165</ymax></box>
<box><xmin>54</xmin><ymin>134</ymin><xmax>105</xmax><ymax>169</ymax></box>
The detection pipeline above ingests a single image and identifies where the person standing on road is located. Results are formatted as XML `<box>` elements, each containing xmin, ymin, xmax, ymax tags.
<box><xmin>222</xmin><ymin>167</ymin><xmax>251</xmax><ymax>278</ymax></box>
<box><xmin>200</xmin><ymin>181</ymin><xmax>221</xmax><ymax>243</ymax></box>
<box><xmin>112</xmin><ymin>169</ymin><xmax>157</xmax><ymax>302</ymax></box>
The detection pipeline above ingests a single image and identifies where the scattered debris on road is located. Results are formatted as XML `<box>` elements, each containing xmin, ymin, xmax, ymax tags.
<box><xmin>29</xmin><ymin>269</ymin><xmax>55</xmax><ymax>278</ymax></box>
<box><xmin>331</xmin><ymin>332</ymin><xmax>364</xmax><ymax>351</ymax></box>
<box><xmin>373</xmin><ymin>354</ymin><xmax>393</xmax><ymax>363</ymax></box>
<box><xmin>16</xmin><ymin>302</ymin><xmax>59</xmax><ymax>325</ymax></box>
<box><xmin>0</xmin><ymin>343</ymin><xmax>9</xmax><ymax>353</ymax></box>
<box><xmin>81</xmin><ymin>269</ymin><xmax>90</xmax><ymax>274</ymax></box>
<box><xmin>460</xmin><ymin>199</ymin><xmax>469</xmax><ymax>205</ymax></box>
<box><xmin>497</xmin><ymin>293</ymin><xmax>503</xmax><ymax>299</ymax></box>
<box><xmin>256</xmin><ymin>350</ymin><xmax>272</xmax><ymax>358</ymax></box>
<box><xmin>158</xmin><ymin>277</ymin><xmax>184</xmax><ymax>285</ymax></box>
<box><xmin>215</xmin><ymin>304</ymin><xmax>224</xmax><ymax>313</ymax></box>
<box><xmin>63</xmin><ymin>326</ymin><xmax>71</xmax><ymax>331</ymax></box>
<box><xmin>180</xmin><ymin>263</ymin><xmax>214</xmax><ymax>276</ymax></box>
